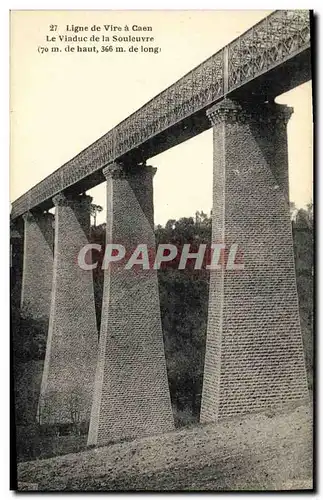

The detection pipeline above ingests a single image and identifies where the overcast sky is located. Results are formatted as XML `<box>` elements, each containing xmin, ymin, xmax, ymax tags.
<box><xmin>10</xmin><ymin>10</ymin><xmax>313</xmax><ymax>225</ymax></box>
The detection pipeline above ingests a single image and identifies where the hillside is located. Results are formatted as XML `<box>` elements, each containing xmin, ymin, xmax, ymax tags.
<box><xmin>17</xmin><ymin>403</ymin><xmax>312</xmax><ymax>491</ymax></box>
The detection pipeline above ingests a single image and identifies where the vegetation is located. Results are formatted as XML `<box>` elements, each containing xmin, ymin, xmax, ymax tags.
<box><xmin>17</xmin><ymin>404</ymin><xmax>312</xmax><ymax>491</ymax></box>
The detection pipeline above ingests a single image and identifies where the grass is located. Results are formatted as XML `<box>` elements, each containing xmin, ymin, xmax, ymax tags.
<box><xmin>17</xmin><ymin>403</ymin><xmax>313</xmax><ymax>491</ymax></box>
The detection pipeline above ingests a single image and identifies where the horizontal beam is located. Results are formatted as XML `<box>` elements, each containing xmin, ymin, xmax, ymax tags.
<box><xmin>11</xmin><ymin>10</ymin><xmax>311</xmax><ymax>220</ymax></box>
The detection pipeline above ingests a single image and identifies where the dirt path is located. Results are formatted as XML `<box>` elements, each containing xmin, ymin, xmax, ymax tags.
<box><xmin>17</xmin><ymin>404</ymin><xmax>313</xmax><ymax>491</ymax></box>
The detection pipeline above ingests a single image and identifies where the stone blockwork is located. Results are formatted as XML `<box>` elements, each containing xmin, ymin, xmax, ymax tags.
<box><xmin>38</xmin><ymin>194</ymin><xmax>98</xmax><ymax>424</ymax></box>
<box><xmin>200</xmin><ymin>99</ymin><xmax>309</xmax><ymax>423</ymax></box>
<box><xmin>88</xmin><ymin>162</ymin><xmax>174</xmax><ymax>446</ymax></box>
<box><xmin>20</xmin><ymin>211</ymin><xmax>54</xmax><ymax>319</ymax></box>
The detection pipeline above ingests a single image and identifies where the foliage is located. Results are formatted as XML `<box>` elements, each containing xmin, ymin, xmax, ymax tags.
<box><xmin>292</xmin><ymin>202</ymin><xmax>313</xmax><ymax>389</ymax></box>
<box><xmin>11</xmin><ymin>204</ymin><xmax>314</xmax><ymax>434</ymax></box>
<box><xmin>11</xmin><ymin>304</ymin><xmax>48</xmax><ymax>363</ymax></box>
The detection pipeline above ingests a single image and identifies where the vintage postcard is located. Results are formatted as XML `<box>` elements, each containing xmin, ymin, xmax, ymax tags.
<box><xmin>10</xmin><ymin>9</ymin><xmax>313</xmax><ymax>492</ymax></box>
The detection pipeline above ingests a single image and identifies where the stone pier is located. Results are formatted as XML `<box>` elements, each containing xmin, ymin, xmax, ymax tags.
<box><xmin>20</xmin><ymin>211</ymin><xmax>54</xmax><ymax>320</ymax></box>
<box><xmin>200</xmin><ymin>99</ymin><xmax>309</xmax><ymax>423</ymax></box>
<box><xmin>88</xmin><ymin>162</ymin><xmax>174</xmax><ymax>446</ymax></box>
<box><xmin>38</xmin><ymin>193</ymin><xmax>98</xmax><ymax>425</ymax></box>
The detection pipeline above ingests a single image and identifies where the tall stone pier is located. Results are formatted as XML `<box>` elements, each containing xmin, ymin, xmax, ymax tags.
<box><xmin>38</xmin><ymin>193</ymin><xmax>98</xmax><ymax>425</ymax></box>
<box><xmin>20</xmin><ymin>210</ymin><xmax>54</xmax><ymax>320</ymax></box>
<box><xmin>88</xmin><ymin>162</ymin><xmax>174</xmax><ymax>446</ymax></box>
<box><xmin>200</xmin><ymin>99</ymin><xmax>308</xmax><ymax>423</ymax></box>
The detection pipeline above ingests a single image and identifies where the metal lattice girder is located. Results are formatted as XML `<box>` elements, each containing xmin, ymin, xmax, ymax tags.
<box><xmin>11</xmin><ymin>10</ymin><xmax>311</xmax><ymax>220</ymax></box>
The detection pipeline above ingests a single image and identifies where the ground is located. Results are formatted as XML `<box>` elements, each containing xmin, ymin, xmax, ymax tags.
<box><xmin>17</xmin><ymin>403</ymin><xmax>312</xmax><ymax>492</ymax></box>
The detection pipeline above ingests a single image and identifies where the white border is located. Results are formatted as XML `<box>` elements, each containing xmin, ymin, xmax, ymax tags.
<box><xmin>3</xmin><ymin>2</ymin><xmax>320</xmax><ymax>499</ymax></box>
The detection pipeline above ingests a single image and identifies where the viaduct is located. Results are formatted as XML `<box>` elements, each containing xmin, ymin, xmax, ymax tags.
<box><xmin>11</xmin><ymin>10</ymin><xmax>311</xmax><ymax>446</ymax></box>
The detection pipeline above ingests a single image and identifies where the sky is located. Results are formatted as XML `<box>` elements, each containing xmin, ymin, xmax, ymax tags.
<box><xmin>10</xmin><ymin>10</ymin><xmax>313</xmax><ymax>226</ymax></box>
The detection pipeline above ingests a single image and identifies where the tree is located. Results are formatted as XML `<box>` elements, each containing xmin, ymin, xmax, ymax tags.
<box><xmin>90</xmin><ymin>204</ymin><xmax>103</xmax><ymax>227</ymax></box>
<box><xmin>12</xmin><ymin>303</ymin><xmax>48</xmax><ymax>362</ymax></box>
<box><xmin>292</xmin><ymin>201</ymin><xmax>313</xmax><ymax>389</ymax></box>
<box><xmin>67</xmin><ymin>389</ymin><xmax>86</xmax><ymax>428</ymax></box>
